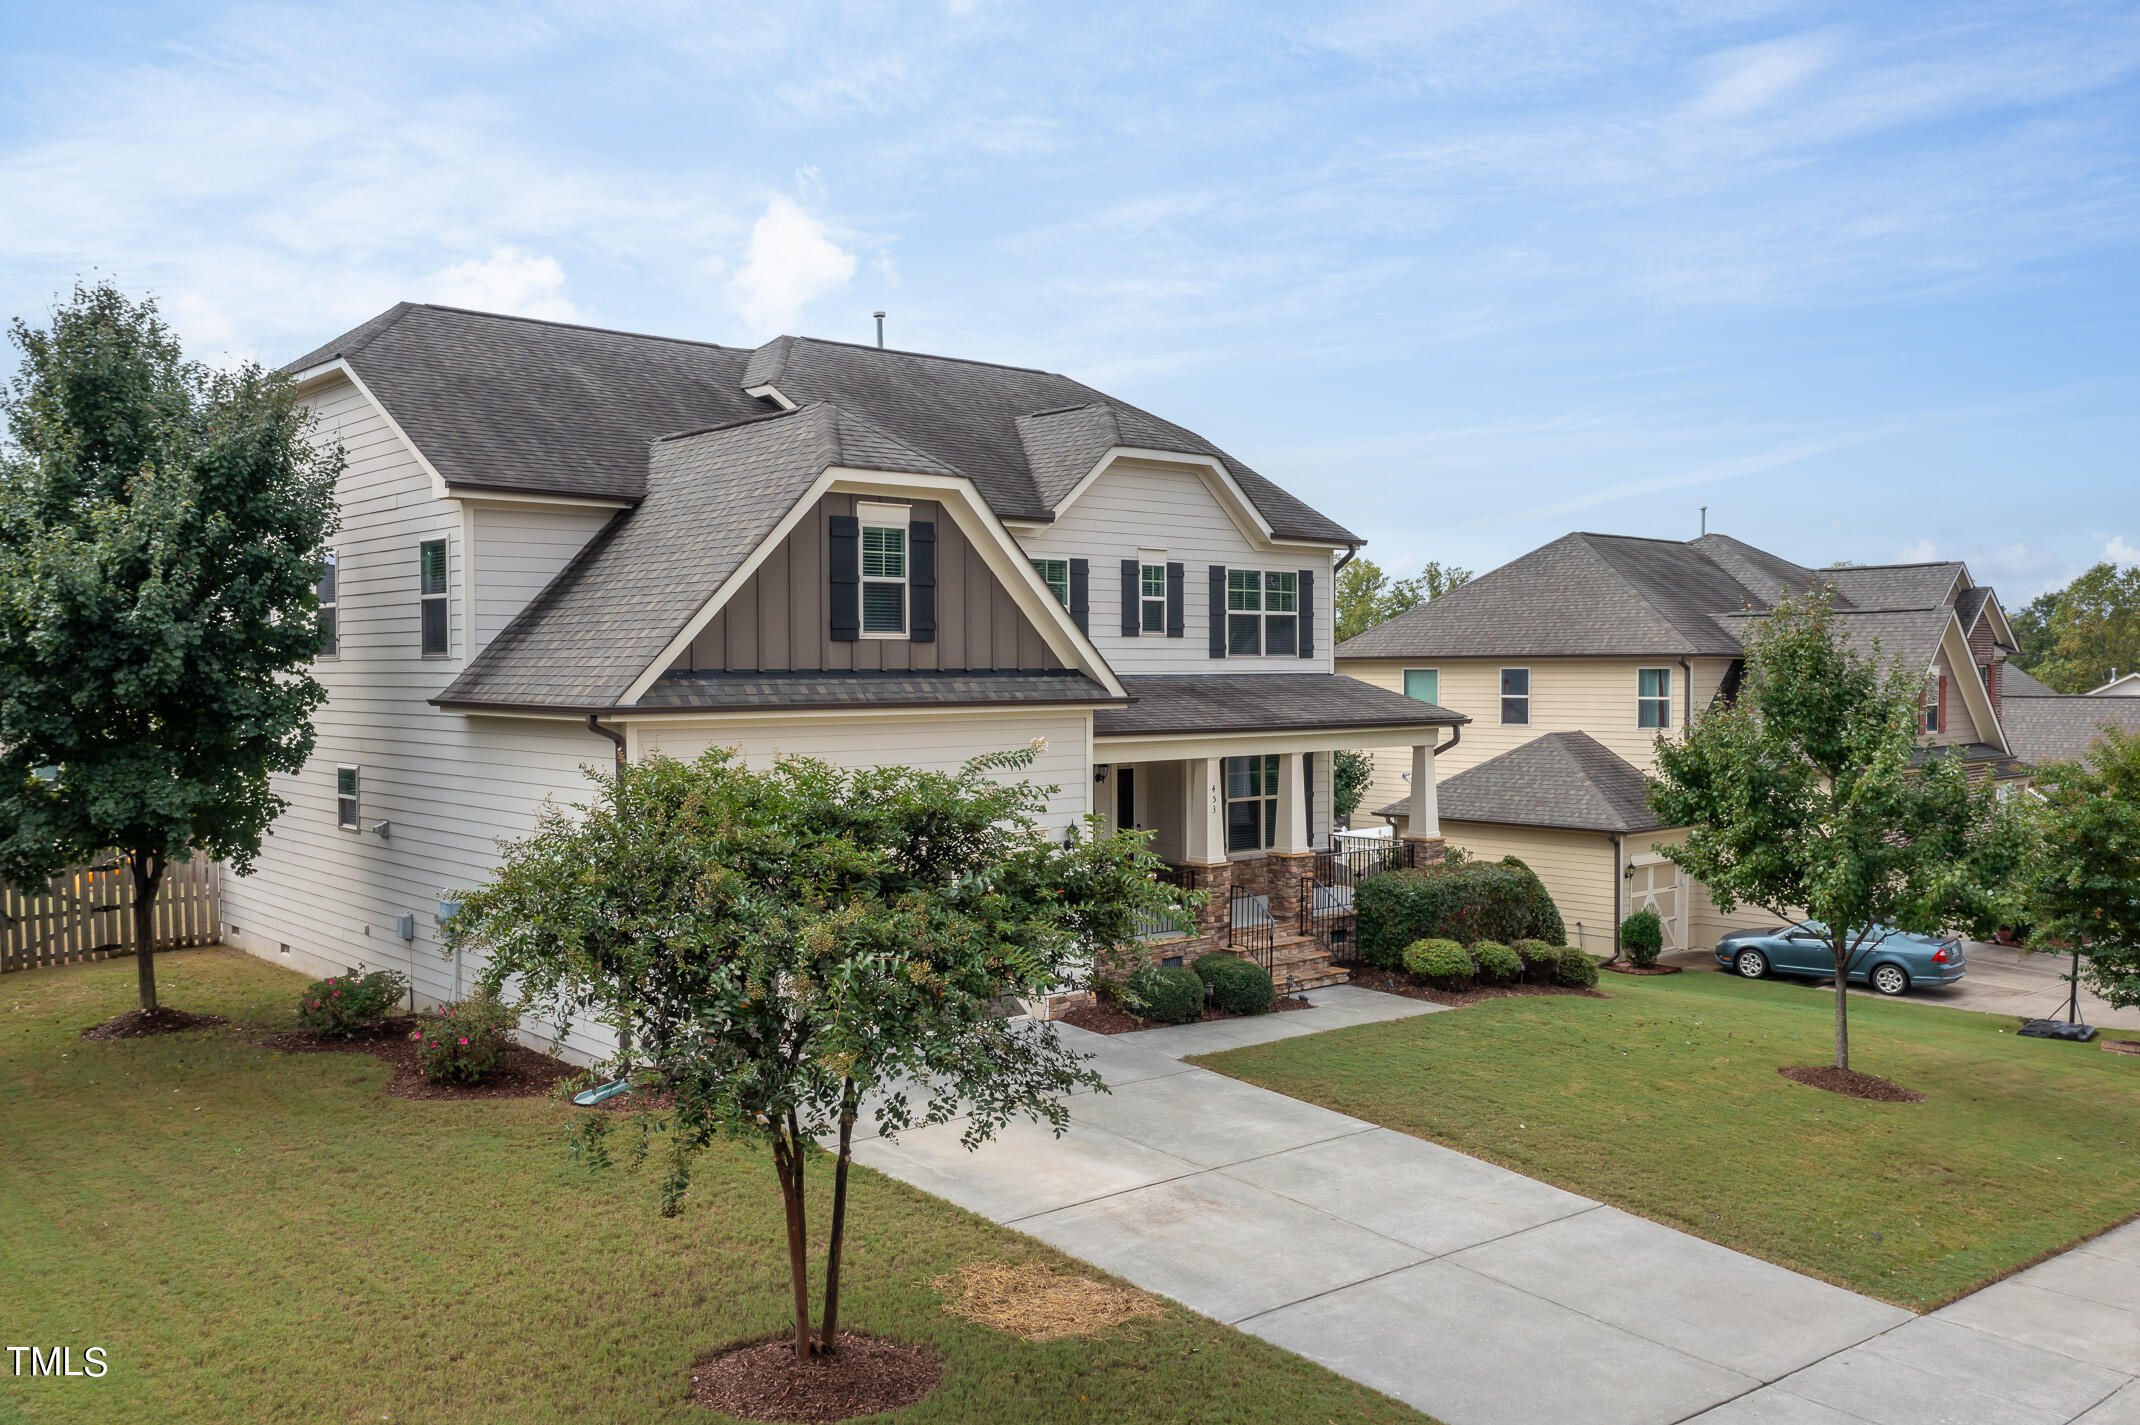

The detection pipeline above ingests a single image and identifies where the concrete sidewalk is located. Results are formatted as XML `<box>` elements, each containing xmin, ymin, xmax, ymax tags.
<box><xmin>851</xmin><ymin>984</ymin><xmax>2133</xmax><ymax>1425</ymax></box>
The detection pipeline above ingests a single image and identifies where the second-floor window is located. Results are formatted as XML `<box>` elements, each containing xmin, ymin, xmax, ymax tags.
<box><xmin>336</xmin><ymin>765</ymin><xmax>361</xmax><ymax>830</ymax></box>
<box><xmin>1638</xmin><ymin>668</ymin><xmax>1671</xmax><ymax>729</ymax></box>
<box><xmin>1228</xmin><ymin>570</ymin><xmax>1298</xmax><ymax>655</ymax></box>
<box><xmin>861</xmin><ymin>519</ymin><xmax>908</xmax><ymax>636</ymax></box>
<box><xmin>1032</xmin><ymin>558</ymin><xmax>1070</xmax><ymax>607</ymax></box>
<box><xmin>1403</xmin><ymin>668</ymin><xmax>1440</xmax><ymax>704</ymax></box>
<box><xmin>1922</xmin><ymin>671</ymin><xmax>1943</xmax><ymax>734</ymax></box>
<box><xmin>419</xmin><ymin>539</ymin><xmax>447</xmax><ymax>656</ymax></box>
<box><xmin>1500</xmin><ymin>668</ymin><xmax>1530</xmax><ymax>725</ymax></box>
<box><xmin>1225</xmin><ymin>754</ymin><xmax>1279</xmax><ymax>852</ymax></box>
<box><xmin>316</xmin><ymin>552</ymin><xmax>338</xmax><ymax>658</ymax></box>
<box><xmin>1140</xmin><ymin>563</ymin><xmax>1166</xmax><ymax>633</ymax></box>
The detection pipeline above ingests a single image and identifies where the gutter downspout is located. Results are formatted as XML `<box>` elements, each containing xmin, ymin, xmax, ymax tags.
<box><xmin>1433</xmin><ymin>723</ymin><xmax>1462</xmax><ymax>756</ymax></box>
<box><xmin>1608</xmin><ymin>832</ymin><xmax>1625</xmax><ymax>965</ymax></box>
<box><xmin>587</xmin><ymin>713</ymin><xmax>626</xmax><ymax>776</ymax></box>
<box><xmin>1678</xmin><ymin>657</ymin><xmax>1693</xmax><ymax>732</ymax></box>
<box><xmin>1334</xmin><ymin>544</ymin><xmax>1360</xmax><ymax>573</ymax></box>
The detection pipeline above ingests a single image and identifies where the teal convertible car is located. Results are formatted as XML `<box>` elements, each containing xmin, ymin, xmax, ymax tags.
<box><xmin>1713</xmin><ymin>921</ymin><xmax>1965</xmax><ymax>996</ymax></box>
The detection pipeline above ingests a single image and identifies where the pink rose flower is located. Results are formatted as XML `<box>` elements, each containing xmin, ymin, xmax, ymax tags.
<box><xmin>458</xmin><ymin>1037</ymin><xmax>468</xmax><ymax>1046</ymax></box>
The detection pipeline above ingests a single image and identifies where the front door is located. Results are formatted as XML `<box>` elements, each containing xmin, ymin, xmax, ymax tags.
<box><xmin>1115</xmin><ymin>765</ymin><xmax>1138</xmax><ymax>833</ymax></box>
<box><xmin>1629</xmin><ymin>861</ymin><xmax>1684</xmax><ymax>952</ymax></box>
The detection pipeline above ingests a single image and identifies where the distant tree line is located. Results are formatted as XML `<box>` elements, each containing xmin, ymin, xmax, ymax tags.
<box><xmin>2008</xmin><ymin>563</ymin><xmax>2140</xmax><ymax>693</ymax></box>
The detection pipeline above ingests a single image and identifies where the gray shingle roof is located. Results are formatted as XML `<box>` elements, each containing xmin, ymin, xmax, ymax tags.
<box><xmin>2000</xmin><ymin>695</ymin><xmax>2140</xmax><ymax>765</ymax></box>
<box><xmin>1376</xmin><ymin>731</ymin><xmax>1667</xmax><ymax>833</ymax></box>
<box><xmin>286</xmin><ymin>303</ymin><xmax>1355</xmax><ymax>541</ymax></box>
<box><xmin>1714</xmin><ymin>605</ymin><xmax>1955</xmax><ymax>674</ymax></box>
<box><xmin>1095</xmin><ymin>674</ymin><xmax>1465</xmax><ymax>738</ymax></box>
<box><xmin>435</xmin><ymin>403</ymin><xmax>942</xmax><ymax>711</ymax></box>
<box><xmin>1822</xmin><ymin>562</ymin><xmax>1965</xmax><ymax>611</ymax></box>
<box><xmin>636</xmin><ymin>670</ymin><xmax>1116</xmax><ymax>712</ymax></box>
<box><xmin>2003</xmin><ymin>664</ymin><xmax>2057</xmax><ymax>696</ymax></box>
<box><xmin>1954</xmin><ymin>586</ymin><xmax>1992</xmax><ymax>633</ymax></box>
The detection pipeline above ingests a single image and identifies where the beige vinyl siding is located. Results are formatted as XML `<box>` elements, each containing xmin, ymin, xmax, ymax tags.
<box><xmin>682</xmin><ymin>493</ymin><xmax>1060</xmax><ymax>673</ymax></box>
<box><xmin>636</xmin><ymin>709</ymin><xmax>1092</xmax><ymax>838</ymax></box>
<box><xmin>1017</xmin><ymin>457</ymin><xmax>1340</xmax><ymax>676</ymax></box>
<box><xmin>471</xmin><ymin>502</ymin><xmax>616</xmax><ymax>654</ymax></box>
<box><xmin>221</xmin><ymin>375</ymin><xmax>623</xmax><ymax>1063</ymax></box>
<box><xmin>1927</xmin><ymin>647</ymin><xmax>1980</xmax><ymax>745</ymax></box>
<box><xmin>1339</xmin><ymin>656</ymin><xmax>1737</xmax><ymax>821</ymax></box>
<box><xmin>1433</xmin><ymin>823</ymin><xmax>1620</xmax><ymax>955</ymax></box>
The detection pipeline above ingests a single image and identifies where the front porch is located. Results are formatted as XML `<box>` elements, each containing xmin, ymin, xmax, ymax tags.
<box><xmin>1091</xmin><ymin>673</ymin><xmax>1468</xmax><ymax>997</ymax></box>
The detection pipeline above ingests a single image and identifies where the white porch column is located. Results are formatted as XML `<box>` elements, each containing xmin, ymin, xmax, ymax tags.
<box><xmin>1183</xmin><ymin>756</ymin><xmax>1228</xmax><ymax>865</ymax></box>
<box><xmin>1274</xmin><ymin>751</ymin><xmax>1310</xmax><ymax>854</ymax></box>
<box><xmin>1404</xmin><ymin>740</ymin><xmax>1440</xmax><ymax>840</ymax></box>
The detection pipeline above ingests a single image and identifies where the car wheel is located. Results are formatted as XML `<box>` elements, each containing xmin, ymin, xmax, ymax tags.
<box><xmin>1871</xmin><ymin>963</ymin><xmax>1910</xmax><ymax>996</ymax></box>
<box><xmin>1734</xmin><ymin>948</ymin><xmax>1769</xmax><ymax>979</ymax></box>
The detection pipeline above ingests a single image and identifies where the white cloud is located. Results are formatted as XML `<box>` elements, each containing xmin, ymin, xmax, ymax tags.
<box><xmin>2108</xmin><ymin>536</ymin><xmax>2140</xmax><ymax>566</ymax></box>
<box><xmin>1686</xmin><ymin>34</ymin><xmax>1834</xmax><ymax>121</ymax></box>
<box><xmin>726</xmin><ymin>197</ymin><xmax>858</xmax><ymax>338</ymax></box>
<box><xmin>1897</xmin><ymin>539</ymin><xmax>1943</xmax><ymax>562</ymax></box>
<box><xmin>428</xmin><ymin>248</ymin><xmax>578</xmax><ymax>321</ymax></box>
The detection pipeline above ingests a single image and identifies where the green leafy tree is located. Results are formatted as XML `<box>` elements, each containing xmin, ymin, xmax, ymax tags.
<box><xmin>1334</xmin><ymin>556</ymin><xmax>1471</xmax><ymax>644</ymax></box>
<box><xmin>1331</xmin><ymin>748</ymin><xmax>1373</xmax><ymax>820</ymax></box>
<box><xmin>2026</xmin><ymin>562</ymin><xmax>2140</xmax><ymax>692</ymax></box>
<box><xmin>2025</xmin><ymin>724</ymin><xmax>2140</xmax><ymax>1010</ymax></box>
<box><xmin>444</xmin><ymin>745</ymin><xmax>1188</xmax><ymax>1362</ymax></box>
<box><xmin>1649</xmin><ymin>591</ymin><xmax>2030</xmax><ymax>1071</ymax></box>
<box><xmin>0</xmin><ymin>283</ymin><xmax>339</xmax><ymax>1014</ymax></box>
<box><xmin>2009</xmin><ymin>587</ymin><xmax>2060</xmax><ymax>673</ymax></box>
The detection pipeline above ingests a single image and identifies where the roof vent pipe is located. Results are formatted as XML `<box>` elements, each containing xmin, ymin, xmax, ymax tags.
<box><xmin>873</xmin><ymin>311</ymin><xmax>886</xmax><ymax>348</ymax></box>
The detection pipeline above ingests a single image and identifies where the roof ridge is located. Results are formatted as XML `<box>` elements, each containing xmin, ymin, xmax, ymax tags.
<box><xmin>653</xmin><ymin>404</ymin><xmax>814</xmax><ymax>443</ymax></box>
<box><xmin>405</xmin><ymin>302</ymin><xmax>751</xmax><ymax>354</ymax></box>
<box><xmin>1567</xmin><ymin>534</ymin><xmax>1711</xmax><ymax>653</ymax></box>
<box><xmin>1826</xmin><ymin>560</ymin><xmax>1965</xmax><ymax>571</ymax></box>
<box><xmin>1571</xmin><ymin>531</ymin><xmax>1702</xmax><ymax>547</ymax></box>
<box><xmin>783</xmin><ymin>333</ymin><xmax>1061</xmax><ymax>377</ymax></box>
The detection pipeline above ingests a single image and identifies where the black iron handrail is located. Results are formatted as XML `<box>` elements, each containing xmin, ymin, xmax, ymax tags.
<box><xmin>1228</xmin><ymin>884</ymin><xmax>1275</xmax><ymax>973</ymax></box>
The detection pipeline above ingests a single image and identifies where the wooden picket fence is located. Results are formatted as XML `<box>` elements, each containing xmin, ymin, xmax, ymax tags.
<box><xmin>0</xmin><ymin>856</ymin><xmax>220</xmax><ymax>974</ymax></box>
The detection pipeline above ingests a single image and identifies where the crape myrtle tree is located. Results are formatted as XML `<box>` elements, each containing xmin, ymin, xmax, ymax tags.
<box><xmin>1649</xmin><ymin>591</ymin><xmax>2029</xmax><ymax>1072</ymax></box>
<box><xmin>2025</xmin><ymin>724</ymin><xmax>2140</xmax><ymax>1011</ymax></box>
<box><xmin>0</xmin><ymin>282</ymin><xmax>339</xmax><ymax>1014</ymax></box>
<box><xmin>443</xmin><ymin>744</ymin><xmax>1190</xmax><ymax>1363</ymax></box>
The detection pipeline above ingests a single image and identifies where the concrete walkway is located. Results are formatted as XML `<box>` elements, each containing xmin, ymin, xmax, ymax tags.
<box><xmin>854</xmin><ymin>985</ymin><xmax>2140</xmax><ymax>1425</ymax></box>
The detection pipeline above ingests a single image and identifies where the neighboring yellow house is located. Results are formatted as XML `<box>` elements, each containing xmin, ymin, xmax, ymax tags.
<box><xmin>1336</xmin><ymin>532</ymin><xmax>2031</xmax><ymax>957</ymax></box>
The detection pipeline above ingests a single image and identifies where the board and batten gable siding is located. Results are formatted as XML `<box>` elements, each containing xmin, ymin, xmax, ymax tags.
<box><xmin>220</xmin><ymin>374</ymin><xmax>624</xmax><ymax>1062</ymax></box>
<box><xmin>635</xmin><ymin>710</ymin><xmax>1092</xmax><ymax>838</ymax></box>
<box><xmin>1338</xmin><ymin>655</ymin><xmax>1737</xmax><ymax>825</ymax></box>
<box><xmin>1015</xmin><ymin>458</ymin><xmax>1341</xmax><ymax>676</ymax></box>
<box><xmin>680</xmin><ymin>493</ymin><xmax>1063</xmax><ymax>673</ymax></box>
<box><xmin>471</xmin><ymin>502</ymin><xmax>618</xmax><ymax>654</ymax></box>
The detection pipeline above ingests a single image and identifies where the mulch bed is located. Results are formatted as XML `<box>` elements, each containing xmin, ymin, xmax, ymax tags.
<box><xmin>689</xmin><ymin>1331</ymin><xmax>940</xmax><ymax>1422</ymax></box>
<box><xmin>80</xmin><ymin>1006</ymin><xmax>230</xmax><ymax>1040</ymax></box>
<box><xmin>1777</xmin><ymin>1065</ymin><xmax>1926</xmax><ymax>1102</ymax></box>
<box><xmin>1058</xmin><ymin>995</ymin><xmax>1313</xmax><ymax>1036</ymax></box>
<box><xmin>2104</xmin><ymin>1040</ymin><xmax>2140</xmax><ymax>1058</ymax></box>
<box><xmin>1604</xmin><ymin>963</ymin><xmax>1682</xmax><ymax>976</ymax></box>
<box><xmin>1348</xmin><ymin>968</ymin><xmax>1606</xmax><ymax>1008</ymax></box>
<box><xmin>263</xmin><ymin>1017</ymin><xmax>578</xmax><ymax>1101</ymax></box>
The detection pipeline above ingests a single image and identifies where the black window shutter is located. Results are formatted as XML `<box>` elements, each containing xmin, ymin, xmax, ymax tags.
<box><xmin>1208</xmin><ymin>565</ymin><xmax>1227</xmax><ymax>658</ymax></box>
<box><xmin>1304</xmin><ymin>751</ymin><xmax>1316</xmax><ymax>843</ymax></box>
<box><xmin>1069</xmin><ymin>558</ymin><xmax>1089</xmax><ymax>633</ymax></box>
<box><xmin>1299</xmin><ymin>568</ymin><xmax>1315</xmax><ymax>659</ymax></box>
<box><xmin>1120</xmin><ymin>559</ymin><xmax>1140</xmax><ymax>636</ymax></box>
<box><xmin>828</xmin><ymin>514</ymin><xmax>859</xmax><ymax>642</ymax></box>
<box><xmin>1166</xmin><ymin>562</ymin><xmax>1185</xmax><ymax>637</ymax></box>
<box><xmin>909</xmin><ymin>520</ymin><xmax>936</xmax><ymax>643</ymax></box>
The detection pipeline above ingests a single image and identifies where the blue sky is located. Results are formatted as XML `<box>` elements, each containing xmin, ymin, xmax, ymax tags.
<box><xmin>3</xmin><ymin>1</ymin><xmax>2135</xmax><ymax>597</ymax></box>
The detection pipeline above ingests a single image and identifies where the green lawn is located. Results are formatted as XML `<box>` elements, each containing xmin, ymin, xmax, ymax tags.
<box><xmin>0</xmin><ymin>949</ymin><xmax>1431</xmax><ymax>1424</ymax></box>
<box><xmin>1194</xmin><ymin>969</ymin><xmax>2140</xmax><ymax>1311</ymax></box>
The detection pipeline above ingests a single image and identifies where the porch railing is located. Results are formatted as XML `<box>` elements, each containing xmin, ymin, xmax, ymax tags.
<box><xmin>1228</xmin><ymin>884</ymin><xmax>1274</xmax><ymax>973</ymax></box>
<box><xmin>1132</xmin><ymin>863</ymin><xmax>1196</xmax><ymax>943</ymax></box>
<box><xmin>1296</xmin><ymin>837</ymin><xmax>1422</xmax><ymax>960</ymax></box>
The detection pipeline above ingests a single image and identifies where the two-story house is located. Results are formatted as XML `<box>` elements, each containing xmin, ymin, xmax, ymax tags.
<box><xmin>1335</xmin><ymin>532</ymin><xmax>2031</xmax><ymax>957</ymax></box>
<box><xmin>219</xmin><ymin>304</ymin><xmax>1464</xmax><ymax>1046</ymax></box>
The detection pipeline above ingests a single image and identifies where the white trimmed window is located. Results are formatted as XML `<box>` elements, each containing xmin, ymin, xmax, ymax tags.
<box><xmin>1032</xmin><ymin>558</ymin><xmax>1070</xmax><ymax>607</ymax></box>
<box><xmin>1225</xmin><ymin>754</ymin><xmax>1279</xmax><ymax>852</ymax></box>
<box><xmin>418</xmin><ymin>539</ymin><xmax>448</xmax><ymax>656</ymax></box>
<box><xmin>1500</xmin><ymin>668</ymin><xmax>1531</xmax><ymax>725</ymax></box>
<box><xmin>1227</xmin><ymin>570</ymin><xmax>1298</xmax><ymax>655</ymax></box>
<box><xmin>1403</xmin><ymin>668</ymin><xmax>1440</xmax><ymax>704</ymax></box>
<box><xmin>1922</xmin><ymin>671</ymin><xmax>1943</xmax><ymax>734</ymax></box>
<box><xmin>1638</xmin><ymin>668</ymin><xmax>1672</xmax><ymax>729</ymax></box>
<box><xmin>336</xmin><ymin>766</ymin><xmax>361</xmax><ymax>830</ymax></box>
<box><xmin>1140</xmin><ymin>562</ymin><xmax>1166</xmax><ymax>633</ymax></box>
<box><xmin>859</xmin><ymin>502</ymin><xmax>909</xmax><ymax>637</ymax></box>
<box><xmin>316</xmin><ymin>552</ymin><xmax>338</xmax><ymax>658</ymax></box>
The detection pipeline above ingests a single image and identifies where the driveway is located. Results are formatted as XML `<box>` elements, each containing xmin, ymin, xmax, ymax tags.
<box><xmin>1663</xmin><ymin>939</ymin><xmax>2140</xmax><ymax>1032</ymax></box>
<box><xmin>852</xmin><ymin>985</ymin><xmax>2132</xmax><ymax>1425</ymax></box>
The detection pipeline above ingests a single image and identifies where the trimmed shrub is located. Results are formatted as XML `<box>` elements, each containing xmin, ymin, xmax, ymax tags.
<box><xmin>1469</xmin><ymin>940</ymin><xmax>1522</xmax><ymax>986</ymax></box>
<box><xmin>296</xmin><ymin>968</ymin><xmax>407</xmax><ymax>1039</ymax></box>
<box><xmin>1511</xmin><ymin>939</ymin><xmax>1563</xmax><ymax>984</ymax></box>
<box><xmin>1355</xmin><ymin>858</ymin><xmax>1567</xmax><ymax>968</ymax></box>
<box><xmin>1402</xmin><ymin>938</ymin><xmax>1475</xmax><ymax>990</ymax></box>
<box><xmin>412</xmin><ymin>990</ymin><xmax>518</xmax><ymax>1085</ymax></box>
<box><xmin>1620</xmin><ymin>907</ymin><xmax>1664</xmax><ymax>968</ymax></box>
<box><xmin>1193</xmin><ymin>953</ymin><xmax>1275</xmax><ymax>1017</ymax></box>
<box><xmin>1554</xmin><ymin>948</ymin><xmax>1601</xmax><ymax>990</ymax></box>
<box><xmin>1125</xmin><ymin>964</ymin><xmax>1204</xmax><ymax>1025</ymax></box>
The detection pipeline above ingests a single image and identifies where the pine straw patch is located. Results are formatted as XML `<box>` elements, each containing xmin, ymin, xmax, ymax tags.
<box><xmin>1604</xmin><ymin>963</ymin><xmax>1682</xmax><ymax>976</ymax></box>
<box><xmin>688</xmin><ymin>1331</ymin><xmax>939</xmax><ymax>1422</ymax></box>
<box><xmin>1349</xmin><ymin>968</ymin><xmax>1606</xmax><ymax>1008</ymax></box>
<box><xmin>930</xmin><ymin>1259</ymin><xmax>1165</xmax><ymax>1342</ymax></box>
<box><xmin>80</xmin><ymin>1006</ymin><xmax>229</xmax><ymax>1040</ymax></box>
<box><xmin>262</xmin><ymin>1017</ymin><xmax>577</xmax><ymax>1100</ymax></box>
<box><xmin>1058</xmin><ymin>996</ymin><xmax>1312</xmax><ymax>1035</ymax></box>
<box><xmin>1778</xmin><ymin>1065</ymin><xmax>1926</xmax><ymax>1102</ymax></box>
